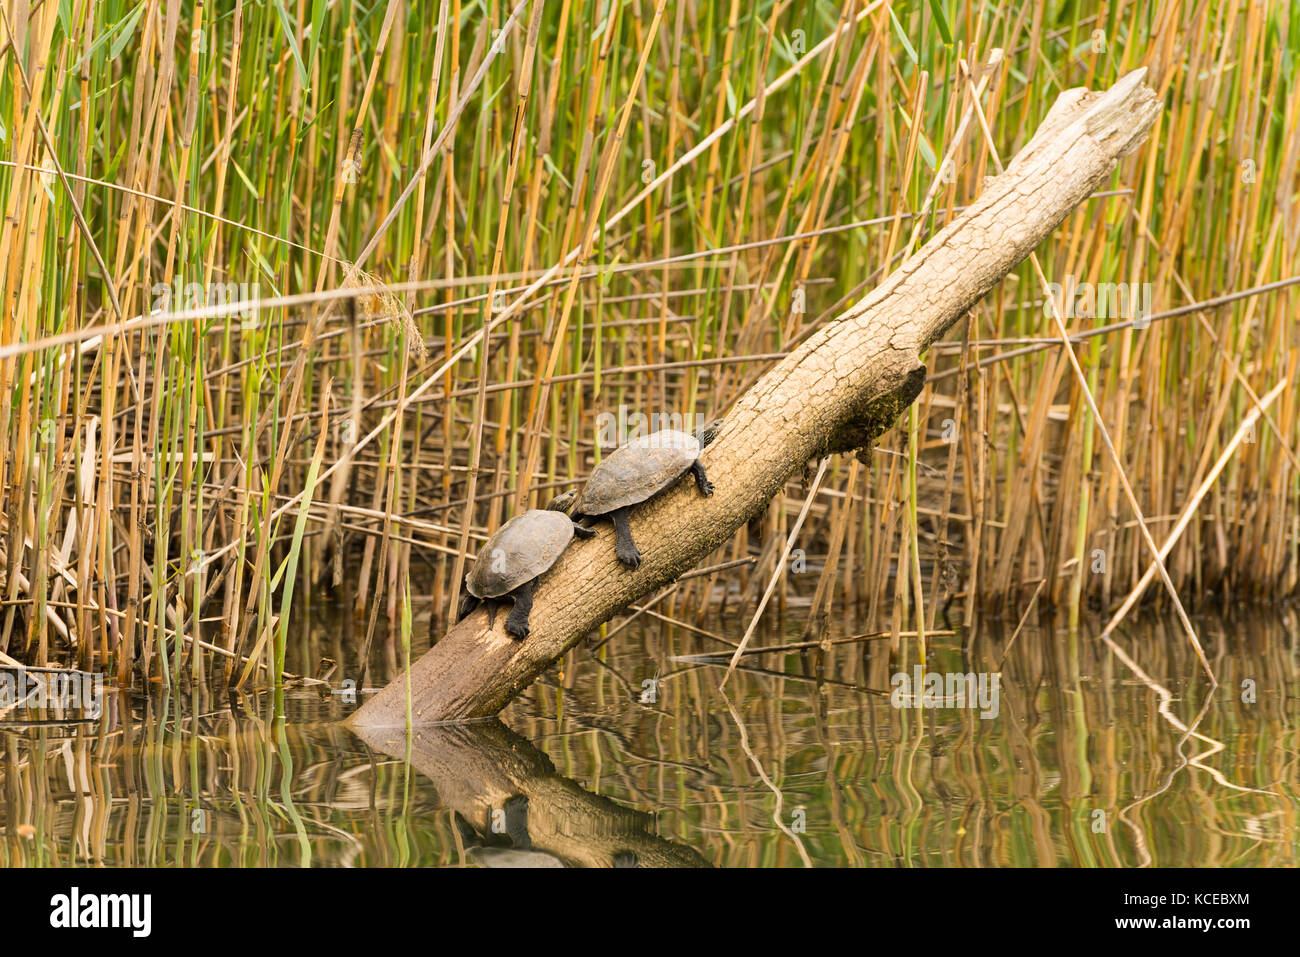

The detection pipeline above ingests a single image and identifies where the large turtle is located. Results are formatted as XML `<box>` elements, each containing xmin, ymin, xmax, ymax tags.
<box><xmin>458</xmin><ymin>496</ymin><xmax>595</xmax><ymax>639</ymax></box>
<box><xmin>573</xmin><ymin>421</ymin><xmax>721</xmax><ymax>568</ymax></box>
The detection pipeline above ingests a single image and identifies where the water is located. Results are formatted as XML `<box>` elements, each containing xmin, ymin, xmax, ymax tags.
<box><xmin>2</xmin><ymin>604</ymin><xmax>1296</xmax><ymax>867</ymax></box>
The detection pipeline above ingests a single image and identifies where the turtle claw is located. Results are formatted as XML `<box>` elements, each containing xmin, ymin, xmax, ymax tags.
<box><xmin>616</xmin><ymin>545</ymin><xmax>642</xmax><ymax>569</ymax></box>
<box><xmin>506</xmin><ymin>620</ymin><xmax>530</xmax><ymax>640</ymax></box>
<box><xmin>700</xmin><ymin>480</ymin><xmax>714</xmax><ymax>497</ymax></box>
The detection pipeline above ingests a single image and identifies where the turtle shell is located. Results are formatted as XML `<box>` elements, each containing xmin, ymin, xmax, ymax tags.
<box><xmin>466</xmin><ymin>509</ymin><xmax>575</xmax><ymax>599</ymax></box>
<box><xmin>575</xmin><ymin>429</ymin><xmax>700</xmax><ymax>516</ymax></box>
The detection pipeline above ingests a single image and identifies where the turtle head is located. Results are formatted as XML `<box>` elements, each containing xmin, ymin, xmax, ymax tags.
<box><xmin>546</xmin><ymin>488</ymin><xmax>579</xmax><ymax>514</ymax></box>
<box><xmin>694</xmin><ymin>417</ymin><xmax>724</xmax><ymax>448</ymax></box>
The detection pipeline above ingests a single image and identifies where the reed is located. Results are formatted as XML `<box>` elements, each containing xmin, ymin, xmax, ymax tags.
<box><xmin>1</xmin><ymin>0</ymin><xmax>1297</xmax><ymax>687</ymax></box>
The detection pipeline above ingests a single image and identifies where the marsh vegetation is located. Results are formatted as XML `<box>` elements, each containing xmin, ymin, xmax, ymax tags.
<box><xmin>0</xmin><ymin>0</ymin><xmax>1297</xmax><ymax>866</ymax></box>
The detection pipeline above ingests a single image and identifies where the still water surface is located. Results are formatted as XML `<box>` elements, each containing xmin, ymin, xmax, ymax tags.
<box><xmin>3</xmin><ymin>605</ymin><xmax>1297</xmax><ymax>866</ymax></box>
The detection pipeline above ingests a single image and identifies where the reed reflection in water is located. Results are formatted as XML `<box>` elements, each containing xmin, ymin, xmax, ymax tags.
<box><xmin>1</xmin><ymin>607</ymin><xmax>1296</xmax><ymax>867</ymax></box>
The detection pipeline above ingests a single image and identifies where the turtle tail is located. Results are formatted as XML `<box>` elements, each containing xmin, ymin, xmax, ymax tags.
<box><xmin>457</xmin><ymin>577</ymin><xmax>480</xmax><ymax>621</ymax></box>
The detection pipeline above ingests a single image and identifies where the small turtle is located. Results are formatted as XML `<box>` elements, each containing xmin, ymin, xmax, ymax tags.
<box><xmin>573</xmin><ymin>421</ymin><xmax>721</xmax><ymax>568</ymax></box>
<box><xmin>458</xmin><ymin>495</ymin><xmax>595</xmax><ymax>639</ymax></box>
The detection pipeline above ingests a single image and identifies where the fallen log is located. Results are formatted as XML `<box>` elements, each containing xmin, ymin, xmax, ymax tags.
<box><xmin>349</xmin><ymin>69</ymin><xmax>1160</xmax><ymax>727</ymax></box>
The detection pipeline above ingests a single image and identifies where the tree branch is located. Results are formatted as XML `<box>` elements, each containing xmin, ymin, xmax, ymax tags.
<box><xmin>349</xmin><ymin>69</ymin><xmax>1160</xmax><ymax>727</ymax></box>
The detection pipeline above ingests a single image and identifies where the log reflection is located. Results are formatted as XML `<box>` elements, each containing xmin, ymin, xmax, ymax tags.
<box><xmin>350</xmin><ymin>719</ymin><xmax>710</xmax><ymax>868</ymax></box>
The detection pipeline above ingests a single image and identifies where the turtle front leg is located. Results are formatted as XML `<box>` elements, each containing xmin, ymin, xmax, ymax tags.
<box><xmin>612</xmin><ymin>507</ymin><xmax>642</xmax><ymax>568</ymax></box>
<box><xmin>690</xmin><ymin>459</ymin><xmax>714</xmax><ymax>496</ymax></box>
<box><xmin>572</xmin><ymin>521</ymin><xmax>597</xmax><ymax>540</ymax></box>
<box><xmin>504</xmin><ymin>579</ymin><xmax>535</xmax><ymax>639</ymax></box>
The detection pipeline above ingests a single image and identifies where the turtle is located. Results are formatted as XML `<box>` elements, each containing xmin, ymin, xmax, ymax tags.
<box><xmin>573</xmin><ymin>420</ymin><xmax>722</xmax><ymax>569</ymax></box>
<box><xmin>457</xmin><ymin>495</ymin><xmax>595</xmax><ymax>639</ymax></box>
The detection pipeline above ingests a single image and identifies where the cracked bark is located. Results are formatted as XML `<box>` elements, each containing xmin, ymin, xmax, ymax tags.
<box><xmin>349</xmin><ymin>69</ymin><xmax>1160</xmax><ymax>727</ymax></box>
